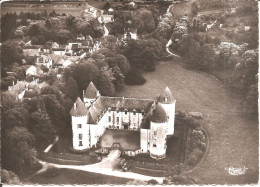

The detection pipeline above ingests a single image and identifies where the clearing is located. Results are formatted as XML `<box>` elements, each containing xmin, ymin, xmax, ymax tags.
<box><xmin>118</xmin><ymin>58</ymin><xmax>258</xmax><ymax>184</ymax></box>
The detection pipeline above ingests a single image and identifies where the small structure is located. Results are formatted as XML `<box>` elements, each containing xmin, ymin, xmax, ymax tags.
<box><xmin>244</xmin><ymin>26</ymin><xmax>251</xmax><ymax>31</ymax></box>
<box><xmin>25</xmin><ymin>65</ymin><xmax>44</xmax><ymax>76</ymax></box>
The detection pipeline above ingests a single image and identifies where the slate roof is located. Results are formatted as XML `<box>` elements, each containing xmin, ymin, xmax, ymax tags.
<box><xmin>150</xmin><ymin>104</ymin><xmax>168</xmax><ymax>123</ymax></box>
<box><xmin>70</xmin><ymin>97</ymin><xmax>89</xmax><ymax>117</ymax></box>
<box><xmin>87</xmin><ymin>96</ymin><xmax>154</xmax><ymax>124</ymax></box>
<box><xmin>158</xmin><ymin>87</ymin><xmax>175</xmax><ymax>104</ymax></box>
<box><xmin>84</xmin><ymin>81</ymin><xmax>98</xmax><ymax>99</ymax></box>
<box><xmin>39</xmin><ymin>64</ymin><xmax>49</xmax><ymax>72</ymax></box>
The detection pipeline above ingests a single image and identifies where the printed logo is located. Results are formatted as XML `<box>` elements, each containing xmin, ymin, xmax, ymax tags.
<box><xmin>225</xmin><ymin>166</ymin><xmax>248</xmax><ymax>175</ymax></box>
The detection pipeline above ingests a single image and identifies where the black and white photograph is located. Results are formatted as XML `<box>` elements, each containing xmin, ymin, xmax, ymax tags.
<box><xmin>0</xmin><ymin>0</ymin><xmax>259</xmax><ymax>185</ymax></box>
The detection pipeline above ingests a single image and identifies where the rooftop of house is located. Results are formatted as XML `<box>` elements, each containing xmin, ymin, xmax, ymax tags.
<box><xmin>69</xmin><ymin>97</ymin><xmax>89</xmax><ymax>117</ymax></box>
<box><xmin>84</xmin><ymin>81</ymin><xmax>98</xmax><ymax>99</ymax></box>
<box><xmin>150</xmin><ymin>103</ymin><xmax>168</xmax><ymax>123</ymax></box>
<box><xmin>158</xmin><ymin>86</ymin><xmax>175</xmax><ymax>104</ymax></box>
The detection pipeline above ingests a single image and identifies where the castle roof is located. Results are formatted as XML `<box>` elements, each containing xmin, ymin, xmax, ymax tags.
<box><xmin>150</xmin><ymin>104</ymin><xmax>168</xmax><ymax>123</ymax></box>
<box><xmin>84</xmin><ymin>81</ymin><xmax>98</xmax><ymax>99</ymax></box>
<box><xmin>158</xmin><ymin>87</ymin><xmax>175</xmax><ymax>104</ymax></box>
<box><xmin>70</xmin><ymin>97</ymin><xmax>88</xmax><ymax>117</ymax></box>
<box><xmin>87</xmin><ymin>96</ymin><xmax>154</xmax><ymax>124</ymax></box>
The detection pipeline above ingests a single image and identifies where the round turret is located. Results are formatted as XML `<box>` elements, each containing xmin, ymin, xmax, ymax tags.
<box><xmin>158</xmin><ymin>86</ymin><xmax>175</xmax><ymax>104</ymax></box>
<box><xmin>70</xmin><ymin>97</ymin><xmax>88</xmax><ymax>117</ymax></box>
<box><xmin>151</xmin><ymin>104</ymin><xmax>168</xmax><ymax>123</ymax></box>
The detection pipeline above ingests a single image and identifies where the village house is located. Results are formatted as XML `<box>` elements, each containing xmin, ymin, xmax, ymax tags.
<box><xmin>70</xmin><ymin>82</ymin><xmax>176</xmax><ymax>159</ymax></box>
<box><xmin>36</xmin><ymin>55</ymin><xmax>53</xmax><ymax>69</ymax></box>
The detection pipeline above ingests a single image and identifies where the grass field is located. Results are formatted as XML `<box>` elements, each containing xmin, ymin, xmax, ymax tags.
<box><xmin>117</xmin><ymin>58</ymin><xmax>258</xmax><ymax>184</ymax></box>
<box><xmin>1</xmin><ymin>1</ymin><xmax>84</xmax><ymax>16</ymax></box>
<box><xmin>30</xmin><ymin>168</ymin><xmax>132</xmax><ymax>185</ymax></box>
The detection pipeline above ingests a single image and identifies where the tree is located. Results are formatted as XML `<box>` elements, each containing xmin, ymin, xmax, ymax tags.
<box><xmin>2</xmin><ymin>127</ymin><xmax>38</xmax><ymax>174</ymax></box>
<box><xmin>97</xmin><ymin>69</ymin><xmax>115</xmax><ymax>96</ymax></box>
<box><xmin>1</xmin><ymin>169</ymin><xmax>21</xmax><ymax>184</ymax></box>
<box><xmin>45</xmin><ymin>18</ymin><xmax>52</xmax><ymax>29</ymax></box>
<box><xmin>104</xmin><ymin>2</ymin><xmax>111</xmax><ymax>11</ymax></box>
<box><xmin>1</xmin><ymin>41</ymin><xmax>24</xmax><ymax>67</ymax></box>
<box><xmin>132</xmin><ymin>9</ymin><xmax>156</xmax><ymax>34</ymax></box>
<box><xmin>64</xmin><ymin>62</ymin><xmax>100</xmax><ymax>94</ymax></box>
<box><xmin>125</xmin><ymin>68</ymin><xmax>146</xmax><ymax>85</ymax></box>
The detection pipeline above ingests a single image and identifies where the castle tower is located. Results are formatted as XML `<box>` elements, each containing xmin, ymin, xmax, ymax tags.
<box><xmin>158</xmin><ymin>87</ymin><xmax>176</xmax><ymax>135</ymax></box>
<box><xmin>70</xmin><ymin>97</ymin><xmax>90</xmax><ymax>150</ymax></box>
<box><xmin>149</xmin><ymin>104</ymin><xmax>168</xmax><ymax>159</ymax></box>
<box><xmin>83</xmin><ymin>81</ymin><xmax>100</xmax><ymax>107</ymax></box>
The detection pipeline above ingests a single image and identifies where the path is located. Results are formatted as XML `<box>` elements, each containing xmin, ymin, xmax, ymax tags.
<box><xmin>104</xmin><ymin>24</ymin><xmax>109</xmax><ymax>36</ymax></box>
<box><xmin>35</xmin><ymin>150</ymin><xmax>164</xmax><ymax>184</ymax></box>
<box><xmin>165</xmin><ymin>4</ymin><xmax>180</xmax><ymax>57</ymax></box>
<box><xmin>118</xmin><ymin>60</ymin><xmax>258</xmax><ymax>184</ymax></box>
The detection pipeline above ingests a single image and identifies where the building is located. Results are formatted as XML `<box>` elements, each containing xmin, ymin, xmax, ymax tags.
<box><xmin>123</xmin><ymin>28</ymin><xmax>138</xmax><ymax>40</ymax></box>
<box><xmin>70</xmin><ymin>82</ymin><xmax>176</xmax><ymax>159</ymax></box>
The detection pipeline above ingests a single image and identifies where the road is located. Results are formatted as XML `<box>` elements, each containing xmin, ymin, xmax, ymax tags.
<box><xmin>36</xmin><ymin>150</ymin><xmax>164</xmax><ymax>184</ymax></box>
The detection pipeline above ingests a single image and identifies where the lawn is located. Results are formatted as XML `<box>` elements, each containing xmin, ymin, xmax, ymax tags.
<box><xmin>30</xmin><ymin>168</ymin><xmax>132</xmax><ymax>185</ymax></box>
<box><xmin>100</xmin><ymin>129</ymin><xmax>140</xmax><ymax>150</ymax></box>
<box><xmin>117</xmin><ymin>59</ymin><xmax>258</xmax><ymax>184</ymax></box>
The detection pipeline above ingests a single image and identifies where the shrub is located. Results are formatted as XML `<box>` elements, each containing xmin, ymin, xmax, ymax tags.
<box><xmin>125</xmin><ymin>68</ymin><xmax>146</xmax><ymax>85</ymax></box>
<box><xmin>148</xmin><ymin>179</ymin><xmax>158</xmax><ymax>184</ymax></box>
<box><xmin>42</xmin><ymin>167</ymin><xmax>60</xmax><ymax>178</ymax></box>
<box><xmin>187</xmin><ymin>153</ymin><xmax>198</xmax><ymax>166</ymax></box>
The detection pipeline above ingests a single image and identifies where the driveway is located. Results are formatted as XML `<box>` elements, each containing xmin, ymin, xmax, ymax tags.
<box><xmin>38</xmin><ymin>150</ymin><xmax>164</xmax><ymax>184</ymax></box>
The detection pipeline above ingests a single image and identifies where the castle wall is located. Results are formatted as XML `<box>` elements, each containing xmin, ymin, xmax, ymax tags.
<box><xmin>140</xmin><ymin>128</ymin><xmax>150</xmax><ymax>153</ymax></box>
<box><xmin>72</xmin><ymin>115</ymin><xmax>89</xmax><ymax>150</ymax></box>
<box><xmin>160</xmin><ymin>102</ymin><xmax>176</xmax><ymax>135</ymax></box>
<box><xmin>149</xmin><ymin>122</ymin><xmax>167</xmax><ymax>158</ymax></box>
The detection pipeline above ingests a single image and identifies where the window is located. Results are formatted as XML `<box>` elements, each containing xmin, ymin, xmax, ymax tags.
<box><xmin>141</xmin><ymin>110</ymin><xmax>145</xmax><ymax>116</ymax></box>
<box><xmin>108</xmin><ymin>107</ymin><xmax>111</xmax><ymax>112</ymax></box>
<box><xmin>77</xmin><ymin>124</ymin><xmax>82</xmax><ymax>128</ymax></box>
<box><xmin>124</xmin><ymin>109</ymin><xmax>128</xmax><ymax>114</ymax></box>
<box><xmin>108</xmin><ymin>116</ymin><xmax>111</xmax><ymax>122</ymax></box>
<box><xmin>153</xmin><ymin>144</ymin><xmax>156</xmax><ymax>147</ymax></box>
<box><xmin>133</xmin><ymin>110</ymin><xmax>136</xmax><ymax>115</ymax></box>
<box><xmin>117</xmin><ymin>117</ymin><xmax>119</xmax><ymax>124</ymax></box>
<box><xmin>165</xmin><ymin>97</ymin><xmax>168</xmax><ymax>102</ymax></box>
<box><xmin>116</xmin><ymin>108</ymin><xmax>119</xmax><ymax>113</ymax></box>
<box><xmin>154</xmin><ymin>131</ymin><xmax>157</xmax><ymax>136</ymax></box>
<box><xmin>79</xmin><ymin>134</ymin><xmax>82</xmax><ymax>140</ymax></box>
<box><xmin>79</xmin><ymin>141</ymin><xmax>83</xmax><ymax>146</ymax></box>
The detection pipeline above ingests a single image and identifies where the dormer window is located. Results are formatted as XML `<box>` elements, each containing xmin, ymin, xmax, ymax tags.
<box><xmin>116</xmin><ymin>108</ymin><xmax>119</xmax><ymax>113</ymax></box>
<box><xmin>108</xmin><ymin>107</ymin><xmax>111</xmax><ymax>112</ymax></box>
<box><xmin>133</xmin><ymin>109</ymin><xmax>136</xmax><ymax>115</ymax></box>
<box><xmin>124</xmin><ymin>109</ymin><xmax>128</xmax><ymax>115</ymax></box>
<box><xmin>141</xmin><ymin>110</ymin><xmax>145</xmax><ymax>116</ymax></box>
<box><xmin>165</xmin><ymin>97</ymin><xmax>168</xmax><ymax>102</ymax></box>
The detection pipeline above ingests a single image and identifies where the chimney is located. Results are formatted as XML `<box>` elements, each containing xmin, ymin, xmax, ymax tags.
<box><xmin>74</xmin><ymin>103</ymin><xmax>76</xmax><ymax>110</ymax></box>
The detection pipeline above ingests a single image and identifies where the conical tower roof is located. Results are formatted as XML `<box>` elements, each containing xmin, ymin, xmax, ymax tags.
<box><xmin>70</xmin><ymin>97</ymin><xmax>88</xmax><ymax>116</ymax></box>
<box><xmin>84</xmin><ymin>81</ymin><xmax>98</xmax><ymax>99</ymax></box>
<box><xmin>158</xmin><ymin>86</ymin><xmax>175</xmax><ymax>104</ymax></box>
<box><xmin>151</xmin><ymin>104</ymin><xmax>168</xmax><ymax>123</ymax></box>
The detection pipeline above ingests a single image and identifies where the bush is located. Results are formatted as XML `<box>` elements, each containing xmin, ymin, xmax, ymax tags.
<box><xmin>148</xmin><ymin>179</ymin><xmax>158</xmax><ymax>184</ymax></box>
<box><xmin>187</xmin><ymin>153</ymin><xmax>198</xmax><ymax>166</ymax></box>
<box><xmin>42</xmin><ymin>167</ymin><xmax>60</xmax><ymax>178</ymax></box>
<box><xmin>125</xmin><ymin>68</ymin><xmax>146</xmax><ymax>85</ymax></box>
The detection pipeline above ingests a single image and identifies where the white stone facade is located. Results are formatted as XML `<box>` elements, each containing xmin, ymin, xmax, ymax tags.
<box><xmin>71</xmin><ymin>83</ymin><xmax>176</xmax><ymax>159</ymax></box>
